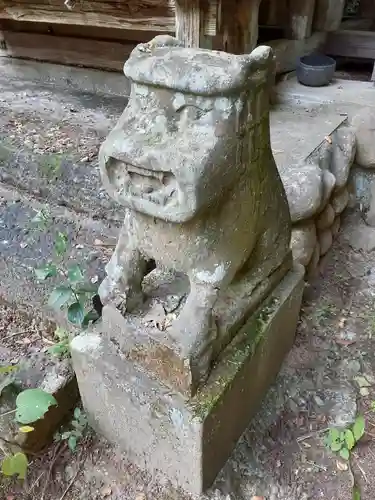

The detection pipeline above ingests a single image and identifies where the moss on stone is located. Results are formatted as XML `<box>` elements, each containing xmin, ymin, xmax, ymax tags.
<box><xmin>190</xmin><ymin>296</ymin><xmax>279</xmax><ymax>420</ymax></box>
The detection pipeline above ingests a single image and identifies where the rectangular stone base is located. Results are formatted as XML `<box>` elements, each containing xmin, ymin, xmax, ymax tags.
<box><xmin>71</xmin><ymin>263</ymin><xmax>304</xmax><ymax>496</ymax></box>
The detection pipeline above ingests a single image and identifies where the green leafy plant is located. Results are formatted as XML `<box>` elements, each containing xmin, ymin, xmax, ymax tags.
<box><xmin>54</xmin><ymin>407</ymin><xmax>88</xmax><ymax>452</ymax></box>
<box><xmin>47</xmin><ymin>326</ymin><xmax>71</xmax><ymax>359</ymax></box>
<box><xmin>325</xmin><ymin>415</ymin><xmax>365</xmax><ymax>461</ymax></box>
<box><xmin>0</xmin><ymin>386</ymin><xmax>58</xmax><ymax>479</ymax></box>
<box><xmin>314</xmin><ymin>302</ymin><xmax>337</xmax><ymax>326</ymax></box>
<box><xmin>34</xmin><ymin>228</ymin><xmax>100</xmax><ymax>328</ymax></box>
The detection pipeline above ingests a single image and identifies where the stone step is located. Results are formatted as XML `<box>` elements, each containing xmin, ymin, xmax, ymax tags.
<box><xmin>270</xmin><ymin>104</ymin><xmax>347</xmax><ymax>172</ymax></box>
<box><xmin>0</xmin><ymin>73</ymin><xmax>127</xmax><ymax>225</ymax></box>
<box><xmin>275</xmin><ymin>76</ymin><xmax>375</xmax><ymax>111</ymax></box>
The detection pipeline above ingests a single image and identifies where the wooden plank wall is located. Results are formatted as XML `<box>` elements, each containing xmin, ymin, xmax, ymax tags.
<box><xmin>0</xmin><ymin>0</ymin><xmax>175</xmax><ymax>33</ymax></box>
<box><xmin>0</xmin><ymin>29</ymin><xmax>136</xmax><ymax>71</ymax></box>
<box><xmin>0</xmin><ymin>0</ymin><xmax>219</xmax><ymax>70</ymax></box>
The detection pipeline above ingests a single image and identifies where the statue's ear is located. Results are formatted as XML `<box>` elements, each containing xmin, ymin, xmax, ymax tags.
<box><xmin>149</xmin><ymin>35</ymin><xmax>184</xmax><ymax>49</ymax></box>
<box><xmin>236</xmin><ymin>45</ymin><xmax>274</xmax><ymax>72</ymax></box>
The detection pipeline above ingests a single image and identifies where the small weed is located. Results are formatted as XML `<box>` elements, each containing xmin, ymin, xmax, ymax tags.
<box><xmin>47</xmin><ymin>326</ymin><xmax>70</xmax><ymax>359</ymax></box>
<box><xmin>33</xmin><ymin>219</ymin><xmax>101</xmax><ymax>330</ymax></box>
<box><xmin>325</xmin><ymin>415</ymin><xmax>365</xmax><ymax>461</ymax></box>
<box><xmin>0</xmin><ymin>381</ymin><xmax>58</xmax><ymax>479</ymax></box>
<box><xmin>55</xmin><ymin>407</ymin><xmax>88</xmax><ymax>452</ymax></box>
<box><xmin>38</xmin><ymin>153</ymin><xmax>64</xmax><ymax>179</ymax></box>
<box><xmin>314</xmin><ymin>302</ymin><xmax>337</xmax><ymax>325</ymax></box>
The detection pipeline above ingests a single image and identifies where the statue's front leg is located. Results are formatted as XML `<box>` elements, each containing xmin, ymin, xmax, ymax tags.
<box><xmin>99</xmin><ymin>214</ymin><xmax>147</xmax><ymax>313</ymax></box>
<box><xmin>173</xmin><ymin>270</ymin><xmax>223</xmax><ymax>389</ymax></box>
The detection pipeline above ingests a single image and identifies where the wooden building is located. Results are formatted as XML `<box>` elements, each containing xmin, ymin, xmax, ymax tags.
<box><xmin>0</xmin><ymin>0</ymin><xmax>373</xmax><ymax>77</ymax></box>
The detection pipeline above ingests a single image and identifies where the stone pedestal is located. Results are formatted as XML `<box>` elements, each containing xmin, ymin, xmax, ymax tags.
<box><xmin>71</xmin><ymin>263</ymin><xmax>304</xmax><ymax>495</ymax></box>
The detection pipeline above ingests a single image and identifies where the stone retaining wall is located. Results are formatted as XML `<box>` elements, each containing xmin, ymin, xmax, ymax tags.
<box><xmin>285</xmin><ymin>109</ymin><xmax>375</xmax><ymax>279</ymax></box>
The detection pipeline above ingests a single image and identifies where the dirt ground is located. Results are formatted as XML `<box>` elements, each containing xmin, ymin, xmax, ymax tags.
<box><xmin>1</xmin><ymin>208</ymin><xmax>375</xmax><ymax>500</ymax></box>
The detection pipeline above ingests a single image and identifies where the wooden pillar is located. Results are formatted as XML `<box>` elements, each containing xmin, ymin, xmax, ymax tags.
<box><xmin>219</xmin><ymin>0</ymin><xmax>263</xmax><ymax>54</ymax></box>
<box><xmin>313</xmin><ymin>0</ymin><xmax>346</xmax><ymax>32</ymax></box>
<box><xmin>286</xmin><ymin>0</ymin><xmax>316</xmax><ymax>40</ymax></box>
<box><xmin>174</xmin><ymin>0</ymin><xmax>204</xmax><ymax>47</ymax></box>
<box><xmin>359</xmin><ymin>0</ymin><xmax>375</xmax><ymax>24</ymax></box>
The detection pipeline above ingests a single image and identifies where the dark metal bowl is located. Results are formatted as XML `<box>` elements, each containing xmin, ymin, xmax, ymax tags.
<box><xmin>296</xmin><ymin>53</ymin><xmax>336</xmax><ymax>87</ymax></box>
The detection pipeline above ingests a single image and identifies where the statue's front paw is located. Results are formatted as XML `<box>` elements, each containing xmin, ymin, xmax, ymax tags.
<box><xmin>98</xmin><ymin>277</ymin><xmax>125</xmax><ymax>307</ymax></box>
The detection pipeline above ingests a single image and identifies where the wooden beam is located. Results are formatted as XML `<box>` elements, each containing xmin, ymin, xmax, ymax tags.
<box><xmin>325</xmin><ymin>29</ymin><xmax>375</xmax><ymax>60</ymax></box>
<box><xmin>0</xmin><ymin>30</ymin><xmax>135</xmax><ymax>71</ymax></box>
<box><xmin>0</xmin><ymin>0</ymin><xmax>218</xmax><ymax>36</ymax></box>
<box><xmin>0</xmin><ymin>1</ymin><xmax>175</xmax><ymax>33</ymax></box>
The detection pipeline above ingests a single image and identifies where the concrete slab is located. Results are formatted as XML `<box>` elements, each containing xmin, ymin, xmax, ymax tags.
<box><xmin>270</xmin><ymin>105</ymin><xmax>346</xmax><ymax>170</ymax></box>
<box><xmin>71</xmin><ymin>263</ymin><xmax>305</xmax><ymax>496</ymax></box>
<box><xmin>275</xmin><ymin>77</ymin><xmax>375</xmax><ymax>112</ymax></box>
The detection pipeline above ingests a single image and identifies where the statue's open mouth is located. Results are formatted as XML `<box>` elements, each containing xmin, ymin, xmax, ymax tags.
<box><xmin>106</xmin><ymin>158</ymin><xmax>177</xmax><ymax>206</ymax></box>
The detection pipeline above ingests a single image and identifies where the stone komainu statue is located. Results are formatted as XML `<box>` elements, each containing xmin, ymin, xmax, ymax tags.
<box><xmin>98</xmin><ymin>35</ymin><xmax>292</xmax><ymax>394</ymax></box>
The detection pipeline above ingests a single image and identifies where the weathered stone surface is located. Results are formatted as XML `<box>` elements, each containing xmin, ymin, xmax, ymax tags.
<box><xmin>332</xmin><ymin>216</ymin><xmax>341</xmax><ymax>239</ymax></box>
<box><xmin>330</xmin><ymin>127</ymin><xmax>356</xmax><ymax>190</ymax></box>
<box><xmin>349</xmin><ymin>166</ymin><xmax>375</xmax><ymax>209</ymax></box>
<box><xmin>290</xmin><ymin>221</ymin><xmax>317</xmax><ymax>266</ymax></box>
<box><xmin>313</xmin><ymin>0</ymin><xmax>346</xmax><ymax>32</ymax></box>
<box><xmin>316</xmin><ymin>203</ymin><xmax>335</xmax><ymax>230</ymax></box>
<box><xmin>98</xmin><ymin>36</ymin><xmax>292</xmax><ymax>394</ymax></box>
<box><xmin>352</xmin><ymin>109</ymin><xmax>375</xmax><ymax>168</ymax></box>
<box><xmin>306</xmin><ymin>242</ymin><xmax>321</xmax><ymax>280</ymax></box>
<box><xmin>321</xmin><ymin>169</ymin><xmax>336</xmax><ymax>210</ymax></box>
<box><xmin>281</xmin><ymin>164</ymin><xmax>323</xmax><ymax>223</ymax></box>
<box><xmin>365</xmin><ymin>179</ymin><xmax>375</xmax><ymax>227</ymax></box>
<box><xmin>325</xmin><ymin>386</ymin><xmax>357</xmax><ymax>428</ymax></box>
<box><xmin>71</xmin><ymin>264</ymin><xmax>305</xmax><ymax>496</ymax></box>
<box><xmin>332</xmin><ymin>187</ymin><xmax>349</xmax><ymax>215</ymax></box>
<box><xmin>268</xmin><ymin>32</ymin><xmax>327</xmax><ymax>74</ymax></box>
<box><xmin>318</xmin><ymin>228</ymin><xmax>333</xmax><ymax>256</ymax></box>
<box><xmin>346</xmin><ymin>224</ymin><xmax>375</xmax><ymax>252</ymax></box>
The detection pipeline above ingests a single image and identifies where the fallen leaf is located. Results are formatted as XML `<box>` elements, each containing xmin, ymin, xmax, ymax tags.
<box><xmin>135</xmin><ymin>494</ymin><xmax>146</xmax><ymax>500</ymax></box>
<box><xmin>94</xmin><ymin>239</ymin><xmax>104</xmax><ymax>246</ymax></box>
<box><xmin>336</xmin><ymin>460</ymin><xmax>348</xmax><ymax>471</ymax></box>
<box><xmin>325</xmin><ymin>135</ymin><xmax>332</xmax><ymax>144</ymax></box>
<box><xmin>354</xmin><ymin>376</ymin><xmax>372</xmax><ymax>388</ymax></box>
<box><xmin>251</xmin><ymin>497</ymin><xmax>264</xmax><ymax>500</ymax></box>
<box><xmin>143</xmin><ymin>303</ymin><xmax>166</xmax><ymax>330</ymax></box>
<box><xmin>338</xmin><ymin>317</ymin><xmax>346</xmax><ymax>328</ymax></box>
<box><xmin>19</xmin><ymin>425</ymin><xmax>34</xmax><ymax>433</ymax></box>
<box><xmin>360</xmin><ymin>387</ymin><xmax>370</xmax><ymax>397</ymax></box>
<box><xmin>100</xmin><ymin>485</ymin><xmax>112</xmax><ymax>497</ymax></box>
<box><xmin>335</xmin><ymin>337</ymin><xmax>356</xmax><ymax>347</ymax></box>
